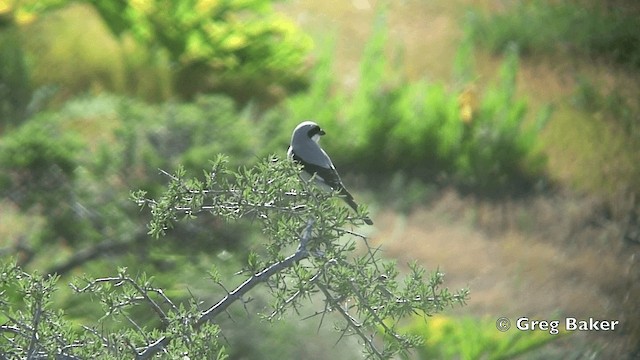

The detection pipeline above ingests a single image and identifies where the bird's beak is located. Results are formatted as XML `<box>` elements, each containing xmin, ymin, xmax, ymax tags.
<box><xmin>319</xmin><ymin>129</ymin><xmax>326</xmax><ymax>136</ymax></box>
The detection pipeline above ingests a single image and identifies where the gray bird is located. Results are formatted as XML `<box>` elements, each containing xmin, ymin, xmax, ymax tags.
<box><xmin>287</xmin><ymin>121</ymin><xmax>373</xmax><ymax>225</ymax></box>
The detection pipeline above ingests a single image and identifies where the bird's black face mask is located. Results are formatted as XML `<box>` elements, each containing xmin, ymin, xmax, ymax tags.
<box><xmin>308</xmin><ymin>126</ymin><xmax>325</xmax><ymax>138</ymax></box>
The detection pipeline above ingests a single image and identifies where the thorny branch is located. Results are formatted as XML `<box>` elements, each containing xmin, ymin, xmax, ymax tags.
<box><xmin>315</xmin><ymin>281</ymin><xmax>384</xmax><ymax>359</ymax></box>
<box><xmin>131</xmin><ymin>219</ymin><xmax>316</xmax><ymax>360</ymax></box>
<box><xmin>1</xmin><ymin>158</ymin><xmax>468</xmax><ymax>359</ymax></box>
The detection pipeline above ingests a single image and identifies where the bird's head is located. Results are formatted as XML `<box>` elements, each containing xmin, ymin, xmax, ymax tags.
<box><xmin>292</xmin><ymin>121</ymin><xmax>325</xmax><ymax>144</ymax></box>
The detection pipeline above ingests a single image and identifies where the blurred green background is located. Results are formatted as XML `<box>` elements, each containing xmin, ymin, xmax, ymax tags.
<box><xmin>1</xmin><ymin>0</ymin><xmax>639</xmax><ymax>358</ymax></box>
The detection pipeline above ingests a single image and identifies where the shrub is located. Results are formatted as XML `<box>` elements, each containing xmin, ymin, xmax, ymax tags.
<box><xmin>0</xmin><ymin>157</ymin><xmax>469</xmax><ymax>359</ymax></box>
<box><xmin>277</xmin><ymin>13</ymin><xmax>549</xmax><ymax>195</ymax></box>
<box><xmin>0</xmin><ymin>114</ymin><xmax>83</xmax><ymax>209</ymax></box>
<box><xmin>0</xmin><ymin>93</ymin><xmax>267</xmax><ymax>262</ymax></box>
<box><xmin>87</xmin><ymin>0</ymin><xmax>314</xmax><ymax>102</ymax></box>
<box><xmin>9</xmin><ymin>0</ymin><xmax>313</xmax><ymax>104</ymax></box>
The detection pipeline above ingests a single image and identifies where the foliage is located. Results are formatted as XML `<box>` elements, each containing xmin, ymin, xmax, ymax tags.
<box><xmin>0</xmin><ymin>261</ymin><xmax>227</xmax><ymax>359</ymax></box>
<box><xmin>0</xmin><ymin>93</ymin><xmax>268</xmax><ymax>311</ymax></box>
<box><xmin>0</xmin><ymin>115</ymin><xmax>82</xmax><ymax>205</ymax></box>
<box><xmin>0</xmin><ymin>264</ymin><xmax>74</xmax><ymax>359</ymax></box>
<box><xmin>86</xmin><ymin>0</ymin><xmax>313</xmax><ymax>101</ymax></box>
<box><xmin>0</xmin><ymin>28</ymin><xmax>31</xmax><ymax>127</ymax></box>
<box><xmin>466</xmin><ymin>0</ymin><xmax>640</xmax><ymax>202</ymax></box>
<box><xmin>401</xmin><ymin>315</ymin><xmax>563</xmax><ymax>359</ymax></box>
<box><xmin>0</xmin><ymin>23</ymin><xmax>58</xmax><ymax>128</ymax></box>
<box><xmin>0</xmin><ymin>0</ymin><xmax>68</xmax><ymax>26</ymax></box>
<box><xmin>467</xmin><ymin>0</ymin><xmax>640</xmax><ymax>69</ymax></box>
<box><xmin>453</xmin><ymin>44</ymin><xmax>550</xmax><ymax>193</ymax></box>
<box><xmin>6</xmin><ymin>0</ymin><xmax>312</xmax><ymax>103</ymax></box>
<box><xmin>0</xmin><ymin>114</ymin><xmax>91</xmax><ymax>249</ymax></box>
<box><xmin>132</xmin><ymin>156</ymin><xmax>468</xmax><ymax>358</ymax></box>
<box><xmin>0</xmin><ymin>157</ymin><xmax>468</xmax><ymax>359</ymax></box>
<box><xmin>273</xmin><ymin>14</ymin><xmax>549</xmax><ymax>195</ymax></box>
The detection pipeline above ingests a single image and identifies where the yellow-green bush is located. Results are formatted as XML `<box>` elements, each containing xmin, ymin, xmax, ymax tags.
<box><xmin>9</xmin><ymin>0</ymin><xmax>313</xmax><ymax>104</ymax></box>
<box><xmin>400</xmin><ymin>315</ymin><xmax>563</xmax><ymax>359</ymax></box>
<box><xmin>276</xmin><ymin>15</ymin><xmax>550</xmax><ymax>195</ymax></box>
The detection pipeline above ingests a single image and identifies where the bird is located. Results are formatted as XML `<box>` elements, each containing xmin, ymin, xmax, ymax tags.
<box><xmin>287</xmin><ymin>121</ymin><xmax>373</xmax><ymax>225</ymax></box>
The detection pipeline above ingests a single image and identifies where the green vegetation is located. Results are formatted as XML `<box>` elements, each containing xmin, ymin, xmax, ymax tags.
<box><xmin>275</xmin><ymin>15</ymin><xmax>549</xmax><ymax>195</ymax></box>
<box><xmin>0</xmin><ymin>262</ymin><xmax>227</xmax><ymax>359</ymax></box>
<box><xmin>467</xmin><ymin>0</ymin><xmax>640</xmax><ymax>69</ymax></box>
<box><xmin>466</xmin><ymin>0</ymin><xmax>640</xmax><ymax>197</ymax></box>
<box><xmin>401</xmin><ymin>315</ymin><xmax>562</xmax><ymax>359</ymax></box>
<box><xmin>571</xmin><ymin>75</ymin><xmax>639</xmax><ymax>144</ymax></box>
<box><xmin>86</xmin><ymin>0</ymin><xmax>313</xmax><ymax>101</ymax></box>
<box><xmin>1</xmin><ymin>156</ymin><xmax>469</xmax><ymax>358</ymax></box>
<box><xmin>6</xmin><ymin>0</ymin><xmax>312</xmax><ymax>104</ymax></box>
<box><xmin>2</xmin><ymin>0</ymin><xmax>638</xmax><ymax>358</ymax></box>
<box><xmin>0</xmin><ymin>29</ymin><xmax>31</xmax><ymax>126</ymax></box>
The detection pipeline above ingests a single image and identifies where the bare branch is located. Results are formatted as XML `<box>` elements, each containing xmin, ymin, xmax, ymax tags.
<box><xmin>136</xmin><ymin>219</ymin><xmax>315</xmax><ymax>359</ymax></box>
<box><xmin>46</xmin><ymin>236</ymin><xmax>143</xmax><ymax>277</ymax></box>
<box><xmin>268</xmin><ymin>269</ymin><xmax>323</xmax><ymax>321</ymax></box>
<box><xmin>26</xmin><ymin>284</ymin><xmax>43</xmax><ymax>359</ymax></box>
<box><xmin>315</xmin><ymin>282</ymin><xmax>384</xmax><ymax>359</ymax></box>
<box><xmin>197</xmin><ymin>219</ymin><xmax>314</xmax><ymax>325</ymax></box>
<box><xmin>72</xmin><ymin>274</ymin><xmax>171</xmax><ymax>327</ymax></box>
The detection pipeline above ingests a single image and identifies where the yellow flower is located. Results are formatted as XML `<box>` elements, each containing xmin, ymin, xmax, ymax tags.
<box><xmin>458</xmin><ymin>85</ymin><xmax>478</xmax><ymax>124</ymax></box>
<box><xmin>15</xmin><ymin>8</ymin><xmax>36</xmax><ymax>25</ymax></box>
<box><xmin>0</xmin><ymin>2</ymin><xmax>12</xmax><ymax>15</ymax></box>
<box><xmin>222</xmin><ymin>33</ymin><xmax>246</xmax><ymax>51</ymax></box>
<box><xmin>425</xmin><ymin>315</ymin><xmax>451</xmax><ymax>346</ymax></box>
<box><xmin>130</xmin><ymin>0</ymin><xmax>153</xmax><ymax>14</ymax></box>
<box><xmin>196</xmin><ymin>0</ymin><xmax>219</xmax><ymax>14</ymax></box>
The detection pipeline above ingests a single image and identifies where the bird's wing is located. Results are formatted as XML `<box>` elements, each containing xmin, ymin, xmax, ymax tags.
<box><xmin>292</xmin><ymin>152</ymin><xmax>343</xmax><ymax>190</ymax></box>
<box><xmin>291</xmin><ymin>148</ymin><xmax>373</xmax><ymax>224</ymax></box>
<box><xmin>290</xmin><ymin>138</ymin><xmax>333</xmax><ymax>169</ymax></box>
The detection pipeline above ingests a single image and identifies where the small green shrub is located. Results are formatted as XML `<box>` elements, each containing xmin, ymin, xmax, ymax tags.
<box><xmin>278</xmin><ymin>13</ymin><xmax>549</xmax><ymax>194</ymax></box>
<box><xmin>0</xmin><ymin>114</ymin><xmax>83</xmax><ymax>208</ymax></box>
<box><xmin>572</xmin><ymin>75</ymin><xmax>639</xmax><ymax>136</ymax></box>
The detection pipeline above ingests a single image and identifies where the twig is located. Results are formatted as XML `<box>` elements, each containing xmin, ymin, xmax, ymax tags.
<box><xmin>26</xmin><ymin>284</ymin><xmax>43</xmax><ymax>359</ymax></box>
<box><xmin>197</xmin><ymin>219</ymin><xmax>314</xmax><ymax>325</ymax></box>
<box><xmin>46</xmin><ymin>236</ymin><xmax>143</xmax><ymax>277</ymax></box>
<box><xmin>315</xmin><ymin>282</ymin><xmax>383</xmax><ymax>359</ymax></box>
<box><xmin>348</xmin><ymin>279</ymin><xmax>404</xmax><ymax>343</ymax></box>
<box><xmin>72</xmin><ymin>275</ymin><xmax>171</xmax><ymax>327</ymax></box>
<box><xmin>268</xmin><ymin>269</ymin><xmax>323</xmax><ymax>320</ymax></box>
<box><xmin>136</xmin><ymin>219</ymin><xmax>315</xmax><ymax>360</ymax></box>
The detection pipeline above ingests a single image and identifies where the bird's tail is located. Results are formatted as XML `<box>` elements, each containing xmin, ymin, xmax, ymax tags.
<box><xmin>340</xmin><ymin>189</ymin><xmax>374</xmax><ymax>225</ymax></box>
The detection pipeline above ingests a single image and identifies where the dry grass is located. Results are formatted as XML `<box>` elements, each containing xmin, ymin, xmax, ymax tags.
<box><xmin>370</xmin><ymin>189</ymin><xmax>638</xmax><ymax>356</ymax></box>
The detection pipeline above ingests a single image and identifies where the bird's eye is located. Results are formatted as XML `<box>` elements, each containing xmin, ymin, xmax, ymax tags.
<box><xmin>308</xmin><ymin>126</ymin><xmax>322</xmax><ymax>137</ymax></box>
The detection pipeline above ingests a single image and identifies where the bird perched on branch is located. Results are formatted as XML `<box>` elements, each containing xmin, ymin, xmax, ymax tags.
<box><xmin>287</xmin><ymin>121</ymin><xmax>373</xmax><ymax>225</ymax></box>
